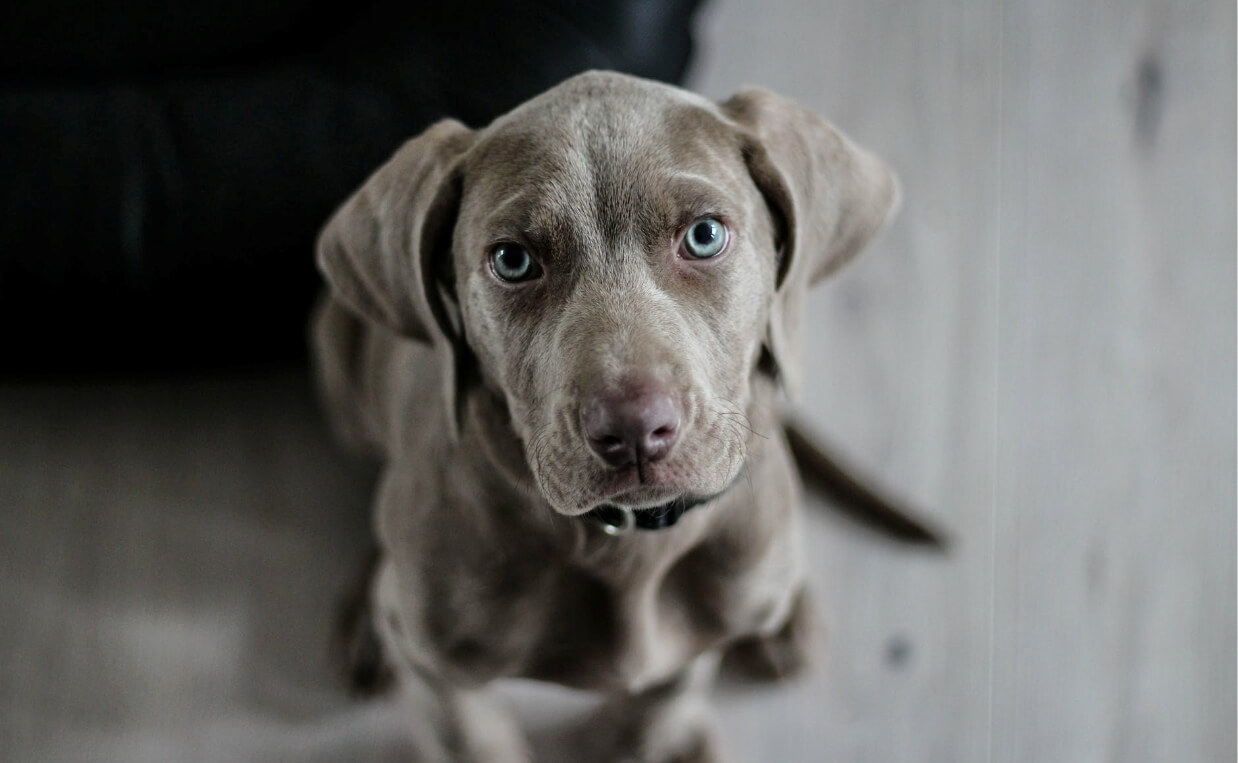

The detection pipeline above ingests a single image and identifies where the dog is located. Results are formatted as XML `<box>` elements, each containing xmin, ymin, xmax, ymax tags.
<box><xmin>312</xmin><ymin>70</ymin><xmax>902</xmax><ymax>762</ymax></box>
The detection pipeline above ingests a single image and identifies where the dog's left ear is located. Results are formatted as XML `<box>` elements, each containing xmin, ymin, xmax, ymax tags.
<box><xmin>721</xmin><ymin>89</ymin><xmax>900</xmax><ymax>397</ymax></box>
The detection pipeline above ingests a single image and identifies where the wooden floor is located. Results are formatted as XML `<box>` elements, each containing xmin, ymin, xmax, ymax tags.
<box><xmin>2</xmin><ymin>1</ymin><xmax>1233</xmax><ymax>761</ymax></box>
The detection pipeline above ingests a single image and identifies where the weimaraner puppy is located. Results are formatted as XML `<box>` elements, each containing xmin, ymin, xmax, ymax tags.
<box><xmin>312</xmin><ymin>70</ymin><xmax>901</xmax><ymax>762</ymax></box>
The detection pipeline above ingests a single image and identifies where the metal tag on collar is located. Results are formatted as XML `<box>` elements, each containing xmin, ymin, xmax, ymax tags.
<box><xmin>593</xmin><ymin>504</ymin><xmax>635</xmax><ymax>536</ymax></box>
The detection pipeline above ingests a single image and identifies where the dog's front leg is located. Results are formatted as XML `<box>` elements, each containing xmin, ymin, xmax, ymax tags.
<box><xmin>720</xmin><ymin>584</ymin><xmax>817</xmax><ymax>683</ymax></box>
<box><xmin>582</xmin><ymin>653</ymin><xmax>725</xmax><ymax>763</ymax></box>
<box><xmin>372</xmin><ymin>563</ymin><xmax>530</xmax><ymax>763</ymax></box>
<box><xmin>392</xmin><ymin>672</ymin><xmax>529</xmax><ymax>763</ymax></box>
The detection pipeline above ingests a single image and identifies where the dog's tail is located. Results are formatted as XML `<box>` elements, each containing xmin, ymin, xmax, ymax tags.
<box><xmin>783</xmin><ymin>418</ymin><xmax>949</xmax><ymax>550</ymax></box>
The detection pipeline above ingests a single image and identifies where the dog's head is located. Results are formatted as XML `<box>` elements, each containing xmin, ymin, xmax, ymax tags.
<box><xmin>318</xmin><ymin>71</ymin><xmax>898</xmax><ymax>516</ymax></box>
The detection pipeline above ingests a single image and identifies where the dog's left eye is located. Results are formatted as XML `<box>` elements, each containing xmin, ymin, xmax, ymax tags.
<box><xmin>489</xmin><ymin>242</ymin><xmax>542</xmax><ymax>283</ymax></box>
<box><xmin>680</xmin><ymin>217</ymin><xmax>729</xmax><ymax>259</ymax></box>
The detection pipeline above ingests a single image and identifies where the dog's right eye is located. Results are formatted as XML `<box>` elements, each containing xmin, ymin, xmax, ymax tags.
<box><xmin>679</xmin><ymin>216</ymin><xmax>729</xmax><ymax>260</ymax></box>
<box><xmin>489</xmin><ymin>243</ymin><xmax>542</xmax><ymax>283</ymax></box>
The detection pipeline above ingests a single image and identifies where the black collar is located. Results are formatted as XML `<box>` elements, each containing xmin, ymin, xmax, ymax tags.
<box><xmin>585</xmin><ymin>480</ymin><xmax>736</xmax><ymax>534</ymax></box>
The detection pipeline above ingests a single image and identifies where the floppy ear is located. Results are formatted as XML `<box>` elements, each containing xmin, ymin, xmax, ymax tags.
<box><xmin>720</xmin><ymin>89</ymin><xmax>900</xmax><ymax>397</ymax></box>
<box><xmin>316</xmin><ymin>119</ymin><xmax>475</xmax><ymax>436</ymax></box>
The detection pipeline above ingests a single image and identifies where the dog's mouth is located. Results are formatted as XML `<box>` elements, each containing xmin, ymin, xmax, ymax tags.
<box><xmin>597</xmin><ymin>482</ymin><xmax>686</xmax><ymax>510</ymax></box>
<box><xmin>583</xmin><ymin>476</ymin><xmax>739</xmax><ymax>533</ymax></box>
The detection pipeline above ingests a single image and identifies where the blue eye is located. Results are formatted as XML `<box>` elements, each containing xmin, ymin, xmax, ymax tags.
<box><xmin>681</xmin><ymin>217</ymin><xmax>728</xmax><ymax>259</ymax></box>
<box><xmin>490</xmin><ymin>242</ymin><xmax>541</xmax><ymax>282</ymax></box>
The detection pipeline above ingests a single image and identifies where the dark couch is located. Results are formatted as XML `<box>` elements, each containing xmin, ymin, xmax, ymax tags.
<box><xmin>0</xmin><ymin>0</ymin><xmax>701</xmax><ymax>373</ymax></box>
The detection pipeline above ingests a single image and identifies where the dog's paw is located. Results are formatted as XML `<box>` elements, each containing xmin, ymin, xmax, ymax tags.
<box><xmin>339</xmin><ymin>611</ymin><xmax>396</xmax><ymax>696</ymax></box>
<box><xmin>593</xmin><ymin>686</ymin><xmax>726</xmax><ymax>763</ymax></box>
<box><xmin>607</xmin><ymin>725</ymin><xmax>724</xmax><ymax>763</ymax></box>
<box><xmin>655</xmin><ymin>728</ymin><xmax>725</xmax><ymax>763</ymax></box>
<box><xmin>720</xmin><ymin>633</ymin><xmax>806</xmax><ymax>683</ymax></box>
<box><xmin>720</xmin><ymin>588</ymin><xmax>816</xmax><ymax>683</ymax></box>
<box><xmin>331</xmin><ymin>549</ymin><xmax>396</xmax><ymax>696</ymax></box>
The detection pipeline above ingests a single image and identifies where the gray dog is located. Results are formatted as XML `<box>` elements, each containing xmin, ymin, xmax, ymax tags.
<box><xmin>312</xmin><ymin>70</ymin><xmax>900</xmax><ymax>762</ymax></box>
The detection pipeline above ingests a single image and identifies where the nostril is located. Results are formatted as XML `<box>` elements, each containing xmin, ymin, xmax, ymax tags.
<box><xmin>642</xmin><ymin>421</ymin><xmax>679</xmax><ymax>462</ymax></box>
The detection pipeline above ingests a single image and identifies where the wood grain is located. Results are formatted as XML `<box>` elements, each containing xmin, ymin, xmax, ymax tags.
<box><xmin>695</xmin><ymin>0</ymin><xmax>1236</xmax><ymax>760</ymax></box>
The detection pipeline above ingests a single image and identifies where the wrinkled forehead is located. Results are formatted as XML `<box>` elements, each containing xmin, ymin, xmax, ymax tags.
<box><xmin>457</xmin><ymin>86</ymin><xmax>750</xmax><ymax>238</ymax></box>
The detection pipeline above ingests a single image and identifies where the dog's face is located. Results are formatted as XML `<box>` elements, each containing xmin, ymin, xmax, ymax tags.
<box><xmin>317</xmin><ymin>71</ymin><xmax>898</xmax><ymax>516</ymax></box>
<box><xmin>452</xmin><ymin>82</ymin><xmax>775</xmax><ymax>514</ymax></box>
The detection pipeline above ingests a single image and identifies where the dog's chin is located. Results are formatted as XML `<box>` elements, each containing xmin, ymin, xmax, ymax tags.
<box><xmin>600</xmin><ymin>484</ymin><xmax>687</xmax><ymax>511</ymax></box>
<box><xmin>541</xmin><ymin>483</ymin><xmax>685</xmax><ymax>517</ymax></box>
<box><xmin>538</xmin><ymin>463</ymin><xmax>740</xmax><ymax>517</ymax></box>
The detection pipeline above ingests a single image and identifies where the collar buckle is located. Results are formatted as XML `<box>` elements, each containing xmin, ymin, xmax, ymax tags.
<box><xmin>592</xmin><ymin>505</ymin><xmax>635</xmax><ymax>536</ymax></box>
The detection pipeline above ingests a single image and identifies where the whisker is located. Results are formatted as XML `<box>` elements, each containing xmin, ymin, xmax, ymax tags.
<box><xmin>713</xmin><ymin>398</ymin><xmax>769</xmax><ymax>441</ymax></box>
<box><xmin>715</xmin><ymin>413</ymin><xmax>767</xmax><ymax>440</ymax></box>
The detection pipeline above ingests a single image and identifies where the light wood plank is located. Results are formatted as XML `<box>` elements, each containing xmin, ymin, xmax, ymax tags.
<box><xmin>695</xmin><ymin>0</ymin><xmax>1235</xmax><ymax>760</ymax></box>
<box><xmin>991</xmin><ymin>1</ymin><xmax>1236</xmax><ymax>760</ymax></box>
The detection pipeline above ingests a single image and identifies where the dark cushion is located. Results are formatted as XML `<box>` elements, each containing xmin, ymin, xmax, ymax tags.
<box><xmin>0</xmin><ymin>0</ymin><xmax>702</xmax><ymax>373</ymax></box>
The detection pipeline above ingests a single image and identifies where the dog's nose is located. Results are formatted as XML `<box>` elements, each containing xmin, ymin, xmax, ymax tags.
<box><xmin>581</xmin><ymin>384</ymin><xmax>682</xmax><ymax>468</ymax></box>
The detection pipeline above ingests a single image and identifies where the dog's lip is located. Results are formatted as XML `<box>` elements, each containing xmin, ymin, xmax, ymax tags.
<box><xmin>554</xmin><ymin>458</ymin><xmax>744</xmax><ymax>516</ymax></box>
<box><xmin>594</xmin><ymin>471</ymin><xmax>742</xmax><ymax>513</ymax></box>
<box><xmin>544</xmin><ymin>483</ymin><xmax>680</xmax><ymax>517</ymax></box>
<box><xmin>586</xmin><ymin>473</ymin><xmax>737</xmax><ymax>522</ymax></box>
<box><xmin>596</xmin><ymin>484</ymin><xmax>684</xmax><ymax>511</ymax></box>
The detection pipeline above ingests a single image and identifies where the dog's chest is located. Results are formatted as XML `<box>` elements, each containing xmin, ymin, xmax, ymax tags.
<box><xmin>415</xmin><ymin>508</ymin><xmax>799</xmax><ymax>692</ymax></box>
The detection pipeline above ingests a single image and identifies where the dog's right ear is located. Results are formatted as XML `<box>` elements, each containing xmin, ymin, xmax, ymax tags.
<box><xmin>316</xmin><ymin>119</ymin><xmax>475</xmax><ymax>344</ymax></box>
<box><xmin>720</xmin><ymin>89</ymin><xmax>899</xmax><ymax>397</ymax></box>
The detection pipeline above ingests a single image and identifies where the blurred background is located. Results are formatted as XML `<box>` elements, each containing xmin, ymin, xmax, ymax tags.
<box><xmin>2</xmin><ymin>0</ymin><xmax>1233</xmax><ymax>761</ymax></box>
